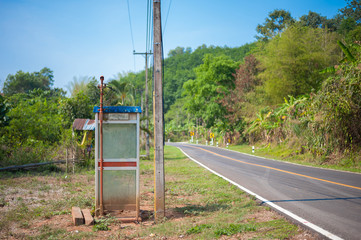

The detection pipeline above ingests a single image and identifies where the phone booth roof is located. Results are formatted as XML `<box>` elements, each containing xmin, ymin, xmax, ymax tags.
<box><xmin>93</xmin><ymin>106</ymin><xmax>142</xmax><ymax>113</ymax></box>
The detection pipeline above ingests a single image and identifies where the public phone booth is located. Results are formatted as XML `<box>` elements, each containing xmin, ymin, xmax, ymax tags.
<box><xmin>94</xmin><ymin>106</ymin><xmax>141</xmax><ymax>220</ymax></box>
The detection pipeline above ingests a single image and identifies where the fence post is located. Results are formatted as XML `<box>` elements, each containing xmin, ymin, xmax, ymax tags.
<box><xmin>66</xmin><ymin>148</ymin><xmax>68</xmax><ymax>174</ymax></box>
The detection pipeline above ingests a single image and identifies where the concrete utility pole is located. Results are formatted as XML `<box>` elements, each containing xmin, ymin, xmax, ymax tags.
<box><xmin>133</xmin><ymin>51</ymin><xmax>153</xmax><ymax>159</ymax></box>
<box><xmin>153</xmin><ymin>0</ymin><xmax>165</xmax><ymax>221</ymax></box>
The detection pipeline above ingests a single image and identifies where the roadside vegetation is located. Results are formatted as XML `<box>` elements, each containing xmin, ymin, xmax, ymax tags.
<box><xmin>1</xmin><ymin>1</ymin><xmax>360</xmax><ymax>171</ymax></box>
<box><xmin>0</xmin><ymin>146</ymin><xmax>311</xmax><ymax>239</ymax></box>
<box><xmin>163</xmin><ymin>1</ymin><xmax>361</xmax><ymax>170</ymax></box>
<box><xmin>0</xmin><ymin>1</ymin><xmax>359</xmax><ymax>238</ymax></box>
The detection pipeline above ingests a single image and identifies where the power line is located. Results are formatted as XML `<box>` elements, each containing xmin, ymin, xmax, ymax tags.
<box><xmin>146</xmin><ymin>0</ymin><xmax>150</xmax><ymax>52</ymax></box>
<box><xmin>126</xmin><ymin>0</ymin><xmax>136</xmax><ymax>70</ymax></box>
<box><xmin>163</xmin><ymin>0</ymin><xmax>172</xmax><ymax>35</ymax></box>
<box><xmin>146</xmin><ymin>0</ymin><xmax>153</xmax><ymax>53</ymax></box>
<box><xmin>127</xmin><ymin>0</ymin><xmax>135</xmax><ymax>51</ymax></box>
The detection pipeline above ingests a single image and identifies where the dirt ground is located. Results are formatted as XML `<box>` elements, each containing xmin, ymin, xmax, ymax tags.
<box><xmin>0</xmin><ymin>164</ymin><xmax>318</xmax><ymax>240</ymax></box>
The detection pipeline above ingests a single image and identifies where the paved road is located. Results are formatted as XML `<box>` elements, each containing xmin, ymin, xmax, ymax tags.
<box><xmin>168</xmin><ymin>143</ymin><xmax>361</xmax><ymax>240</ymax></box>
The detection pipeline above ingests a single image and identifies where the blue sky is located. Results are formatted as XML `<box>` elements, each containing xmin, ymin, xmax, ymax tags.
<box><xmin>0</xmin><ymin>0</ymin><xmax>346</xmax><ymax>92</ymax></box>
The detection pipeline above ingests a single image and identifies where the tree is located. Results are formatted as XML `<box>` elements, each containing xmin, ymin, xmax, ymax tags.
<box><xmin>321</xmin><ymin>14</ymin><xmax>343</xmax><ymax>32</ymax></box>
<box><xmin>219</xmin><ymin>55</ymin><xmax>260</xmax><ymax>133</ymax></box>
<box><xmin>3</xmin><ymin>89</ymin><xmax>63</xmax><ymax>144</ymax></box>
<box><xmin>258</xmin><ymin>26</ymin><xmax>340</xmax><ymax>104</ymax></box>
<box><xmin>163</xmin><ymin>43</ymin><xmax>256</xmax><ymax>113</ymax></box>
<box><xmin>66</xmin><ymin>76</ymin><xmax>93</xmax><ymax>97</ymax></box>
<box><xmin>298</xmin><ymin>11</ymin><xmax>327</xmax><ymax>28</ymax></box>
<box><xmin>338</xmin><ymin>17</ymin><xmax>357</xmax><ymax>35</ymax></box>
<box><xmin>168</xmin><ymin>47</ymin><xmax>186</xmax><ymax>57</ymax></box>
<box><xmin>340</xmin><ymin>0</ymin><xmax>361</xmax><ymax>24</ymax></box>
<box><xmin>310</xmin><ymin>44</ymin><xmax>361</xmax><ymax>152</ymax></box>
<box><xmin>183</xmin><ymin>54</ymin><xmax>238</xmax><ymax>128</ymax></box>
<box><xmin>256</xmin><ymin>9</ymin><xmax>295</xmax><ymax>41</ymax></box>
<box><xmin>0</xmin><ymin>94</ymin><xmax>9</xmax><ymax>128</ymax></box>
<box><xmin>3</xmin><ymin>67</ymin><xmax>54</xmax><ymax>96</ymax></box>
<box><xmin>59</xmin><ymin>91</ymin><xmax>93</xmax><ymax>128</ymax></box>
<box><xmin>108</xmin><ymin>79</ymin><xmax>135</xmax><ymax>106</ymax></box>
<box><xmin>85</xmin><ymin>78</ymin><xmax>100</xmax><ymax>106</ymax></box>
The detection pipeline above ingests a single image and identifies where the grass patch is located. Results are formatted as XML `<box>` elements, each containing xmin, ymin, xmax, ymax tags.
<box><xmin>92</xmin><ymin>217</ymin><xmax>114</xmax><ymax>232</ymax></box>
<box><xmin>228</xmin><ymin>143</ymin><xmax>361</xmax><ymax>173</ymax></box>
<box><xmin>131</xmin><ymin>145</ymin><xmax>305</xmax><ymax>239</ymax></box>
<box><xmin>186</xmin><ymin>224</ymin><xmax>212</xmax><ymax>234</ymax></box>
<box><xmin>214</xmin><ymin>223</ymin><xmax>257</xmax><ymax>237</ymax></box>
<box><xmin>0</xmin><ymin>146</ymin><xmax>306</xmax><ymax>239</ymax></box>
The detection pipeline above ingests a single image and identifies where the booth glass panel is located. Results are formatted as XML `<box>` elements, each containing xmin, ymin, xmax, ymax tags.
<box><xmin>99</xmin><ymin>124</ymin><xmax>137</xmax><ymax>159</ymax></box>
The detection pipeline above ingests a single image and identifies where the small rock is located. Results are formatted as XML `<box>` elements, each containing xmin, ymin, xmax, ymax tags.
<box><xmin>149</xmin><ymin>233</ymin><xmax>156</xmax><ymax>237</ymax></box>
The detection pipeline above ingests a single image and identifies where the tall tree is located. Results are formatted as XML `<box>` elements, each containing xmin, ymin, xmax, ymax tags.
<box><xmin>340</xmin><ymin>0</ymin><xmax>361</xmax><ymax>24</ymax></box>
<box><xmin>0</xmin><ymin>94</ymin><xmax>10</xmax><ymax>128</ymax></box>
<box><xmin>59</xmin><ymin>91</ymin><xmax>93</xmax><ymax>127</ymax></box>
<box><xmin>299</xmin><ymin>11</ymin><xmax>327</xmax><ymax>28</ymax></box>
<box><xmin>183</xmin><ymin>54</ymin><xmax>238</xmax><ymax>128</ymax></box>
<box><xmin>66</xmin><ymin>76</ymin><xmax>93</xmax><ymax>97</ymax></box>
<box><xmin>258</xmin><ymin>26</ymin><xmax>340</xmax><ymax>104</ymax></box>
<box><xmin>108</xmin><ymin>79</ymin><xmax>135</xmax><ymax>106</ymax></box>
<box><xmin>219</xmin><ymin>55</ymin><xmax>260</xmax><ymax>132</ymax></box>
<box><xmin>3</xmin><ymin>67</ymin><xmax>54</xmax><ymax>96</ymax></box>
<box><xmin>256</xmin><ymin>9</ymin><xmax>295</xmax><ymax>41</ymax></box>
<box><xmin>4</xmin><ymin>89</ymin><xmax>63</xmax><ymax>144</ymax></box>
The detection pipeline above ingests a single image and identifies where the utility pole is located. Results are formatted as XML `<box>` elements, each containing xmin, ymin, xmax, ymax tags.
<box><xmin>153</xmin><ymin>0</ymin><xmax>165</xmax><ymax>221</ymax></box>
<box><xmin>133</xmin><ymin>50</ymin><xmax>153</xmax><ymax>159</ymax></box>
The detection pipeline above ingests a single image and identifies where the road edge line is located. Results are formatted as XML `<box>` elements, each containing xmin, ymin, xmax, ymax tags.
<box><xmin>176</xmin><ymin>147</ymin><xmax>343</xmax><ymax>240</ymax></box>
<box><xmin>183</xmin><ymin>142</ymin><xmax>361</xmax><ymax>175</ymax></box>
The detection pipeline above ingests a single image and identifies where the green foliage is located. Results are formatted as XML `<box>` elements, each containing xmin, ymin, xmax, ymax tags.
<box><xmin>258</xmin><ymin>25</ymin><xmax>340</xmax><ymax>104</ymax></box>
<box><xmin>3</xmin><ymin>67</ymin><xmax>54</xmax><ymax>96</ymax></box>
<box><xmin>108</xmin><ymin>78</ymin><xmax>135</xmax><ymax>106</ymax></box>
<box><xmin>66</xmin><ymin>76</ymin><xmax>94</xmax><ymax>97</ymax></box>
<box><xmin>337</xmin><ymin>40</ymin><xmax>356</xmax><ymax>62</ymax></box>
<box><xmin>186</xmin><ymin>224</ymin><xmax>212</xmax><ymax>234</ymax></box>
<box><xmin>183</xmin><ymin>54</ymin><xmax>239</xmax><ymax>128</ymax></box>
<box><xmin>214</xmin><ymin>223</ymin><xmax>256</xmax><ymax>237</ymax></box>
<box><xmin>85</xmin><ymin>78</ymin><xmax>100</xmax><ymax>106</ymax></box>
<box><xmin>340</xmin><ymin>0</ymin><xmax>361</xmax><ymax>24</ymax></box>
<box><xmin>114</xmin><ymin>44</ymin><xmax>256</xmax><ymax>115</ymax></box>
<box><xmin>309</xmin><ymin>50</ymin><xmax>361</xmax><ymax>153</ymax></box>
<box><xmin>0</xmin><ymin>94</ymin><xmax>10</xmax><ymax>128</ymax></box>
<box><xmin>298</xmin><ymin>11</ymin><xmax>327</xmax><ymax>28</ymax></box>
<box><xmin>256</xmin><ymin>9</ymin><xmax>295</xmax><ymax>41</ymax></box>
<box><xmin>0</xmin><ymin>89</ymin><xmax>67</xmax><ymax>167</ymax></box>
<box><xmin>163</xmin><ymin>44</ymin><xmax>256</xmax><ymax>113</ymax></box>
<box><xmin>93</xmin><ymin>217</ymin><xmax>113</xmax><ymax>231</ymax></box>
<box><xmin>59</xmin><ymin>91</ymin><xmax>93</xmax><ymax>128</ymax></box>
<box><xmin>246</xmin><ymin>95</ymin><xmax>309</xmax><ymax>144</ymax></box>
<box><xmin>219</xmin><ymin>54</ymin><xmax>260</xmax><ymax>138</ymax></box>
<box><xmin>338</xmin><ymin>17</ymin><xmax>358</xmax><ymax>35</ymax></box>
<box><xmin>112</xmin><ymin>72</ymin><xmax>145</xmax><ymax>106</ymax></box>
<box><xmin>4</xmin><ymin>89</ymin><xmax>64</xmax><ymax>144</ymax></box>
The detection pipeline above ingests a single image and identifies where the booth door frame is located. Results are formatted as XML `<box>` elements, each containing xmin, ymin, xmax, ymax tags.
<box><xmin>95</xmin><ymin>113</ymin><xmax>140</xmax><ymax>217</ymax></box>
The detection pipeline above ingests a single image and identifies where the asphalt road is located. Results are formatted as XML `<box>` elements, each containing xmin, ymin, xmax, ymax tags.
<box><xmin>168</xmin><ymin>143</ymin><xmax>361</xmax><ymax>240</ymax></box>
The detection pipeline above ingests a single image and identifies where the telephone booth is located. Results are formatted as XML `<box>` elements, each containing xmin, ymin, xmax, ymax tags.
<box><xmin>94</xmin><ymin>106</ymin><xmax>141</xmax><ymax>220</ymax></box>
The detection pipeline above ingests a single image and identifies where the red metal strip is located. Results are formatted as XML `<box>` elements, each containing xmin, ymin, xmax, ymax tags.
<box><xmin>98</xmin><ymin>162</ymin><xmax>137</xmax><ymax>167</ymax></box>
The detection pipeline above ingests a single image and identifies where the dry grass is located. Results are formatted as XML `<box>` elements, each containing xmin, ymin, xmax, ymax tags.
<box><xmin>0</xmin><ymin>146</ymin><xmax>315</xmax><ymax>239</ymax></box>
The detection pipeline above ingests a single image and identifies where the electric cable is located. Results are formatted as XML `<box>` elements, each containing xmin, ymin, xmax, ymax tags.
<box><xmin>126</xmin><ymin>0</ymin><xmax>136</xmax><ymax>71</ymax></box>
<box><xmin>163</xmin><ymin>0</ymin><xmax>172</xmax><ymax>36</ymax></box>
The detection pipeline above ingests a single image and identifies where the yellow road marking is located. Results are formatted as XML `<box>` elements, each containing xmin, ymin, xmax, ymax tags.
<box><xmin>188</xmin><ymin>145</ymin><xmax>361</xmax><ymax>191</ymax></box>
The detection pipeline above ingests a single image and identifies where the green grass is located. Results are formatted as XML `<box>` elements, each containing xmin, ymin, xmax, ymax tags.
<box><xmin>0</xmin><ymin>146</ymin><xmax>303</xmax><ymax>239</ymax></box>
<box><xmin>0</xmin><ymin>169</ymin><xmax>95</xmax><ymax>238</ymax></box>
<box><xmin>131</xmin><ymin>145</ymin><xmax>301</xmax><ymax>239</ymax></box>
<box><xmin>228</xmin><ymin>143</ymin><xmax>361</xmax><ymax>173</ymax></box>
